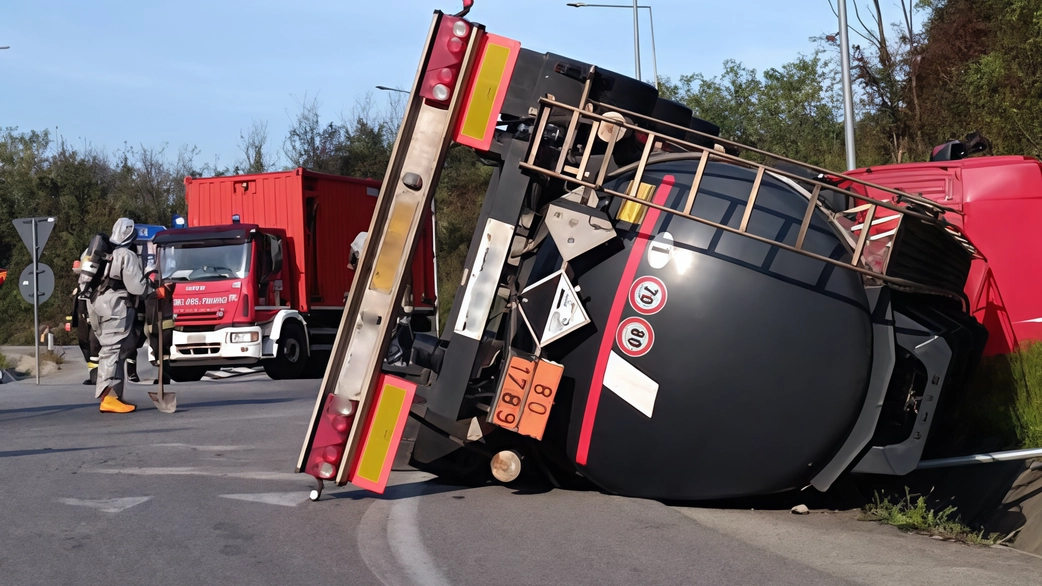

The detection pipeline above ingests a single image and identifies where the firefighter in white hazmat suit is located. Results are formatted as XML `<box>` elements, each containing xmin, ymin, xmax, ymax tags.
<box><xmin>87</xmin><ymin>218</ymin><xmax>153</xmax><ymax>413</ymax></box>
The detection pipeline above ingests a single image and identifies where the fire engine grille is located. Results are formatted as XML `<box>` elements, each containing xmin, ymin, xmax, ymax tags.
<box><xmin>176</xmin><ymin>344</ymin><xmax>221</xmax><ymax>356</ymax></box>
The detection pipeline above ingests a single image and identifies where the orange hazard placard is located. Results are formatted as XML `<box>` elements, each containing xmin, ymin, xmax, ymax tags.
<box><xmin>517</xmin><ymin>360</ymin><xmax>563</xmax><ymax>441</ymax></box>
<box><xmin>491</xmin><ymin>354</ymin><xmax>535</xmax><ymax>430</ymax></box>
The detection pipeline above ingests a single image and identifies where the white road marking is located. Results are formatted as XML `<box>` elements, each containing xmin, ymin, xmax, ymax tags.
<box><xmin>219</xmin><ymin>492</ymin><xmax>311</xmax><ymax>507</ymax></box>
<box><xmin>357</xmin><ymin>501</ymin><xmax>410</xmax><ymax>586</ymax></box>
<box><xmin>204</xmin><ymin>367</ymin><xmax>264</xmax><ymax>380</ymax></box>
<box><xmin>85</xmin><ymin>467</ymin><xmax>301</xmax><ymax>481</ymax></box>
<box><xmin>152</xmin><ymin>443</ymin><xmax>248</xmax><ymax>451</ymax></box>
<box><xmin>58</xmin><ymin>496</ymin><xmax>151</xmax><ymax>513</ymax></box>
<box><xmin>356</xmin><ymin>471</ymin><xmax>450</xmax><ymax>586</ymax></box>
<box><xmin>386</xmin><ymin>493</ymin><xmax>452</xmax><ymax>586</ymax></box>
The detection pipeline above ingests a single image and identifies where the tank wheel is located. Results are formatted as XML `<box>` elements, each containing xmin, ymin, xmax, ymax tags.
<box><xmin>490</xmin><ymin>450</ymin><xmax>523</xmax><ymax>484</ymax></box>
<box><xmin>264</xmin><ymin>321</ymin><xmax>308</xmax><ymax>380</ymax></box>
<box><xmin>167</xmin><ymin>365</ymin><xmax>208</xmax><ymax>383</ymax></box>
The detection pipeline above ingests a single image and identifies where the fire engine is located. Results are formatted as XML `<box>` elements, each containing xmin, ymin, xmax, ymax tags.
<box><xmin>151</xmin><ymin>169</ymin><xmax>437</xmax><ymax>381</ymax></box>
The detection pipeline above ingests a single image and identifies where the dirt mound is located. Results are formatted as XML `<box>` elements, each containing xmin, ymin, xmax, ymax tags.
<box><xmin>14</xmin><ymin>355</ymin><xmax>59</xmax><ymax>377</ymax></box>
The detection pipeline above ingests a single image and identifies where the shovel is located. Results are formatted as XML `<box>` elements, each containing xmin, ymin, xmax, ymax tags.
<box><xmin>148</xmin><ymin>251</ymin><xmax>176</xmax><ymax>413</ymax></box>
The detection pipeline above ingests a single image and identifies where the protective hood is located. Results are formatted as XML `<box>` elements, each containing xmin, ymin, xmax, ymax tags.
<box><xmin>110</xmin><ymin>218</ymin><xmax>137</xmax><ymax>247</ymax></box>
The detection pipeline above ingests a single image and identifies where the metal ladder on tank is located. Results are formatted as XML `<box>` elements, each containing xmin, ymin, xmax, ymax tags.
<box><xmin>517</xmin><ymin>66</ymin><xmax>979</xmax><ymax>304</ymax></box>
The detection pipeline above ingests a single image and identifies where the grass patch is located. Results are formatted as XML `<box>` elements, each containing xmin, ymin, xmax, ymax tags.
<box><xmin>953</xmin><ymin>342</ymin><xmax>1042</xmax><ymax>450</ymax></box>
<box><xmin>1007</xmin><ymin>343</ymin><xmax>1042</xmax><ymax>448</ymax></box>
<box><xmin>0</xmin><ymin>351</ymin><xmax>8</xmax><ymax>370</ymax></box>
<box><xmin>861</xmin><ymin>489</ymin><xmax>999</xmax><ymax>545</ymax></box>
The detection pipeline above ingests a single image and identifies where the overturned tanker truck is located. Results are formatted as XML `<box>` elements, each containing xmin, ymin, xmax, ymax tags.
<box><xmin>296</xmin><ymin>2</ymin><xmax>998</xmax><ymax>501</ymax></box>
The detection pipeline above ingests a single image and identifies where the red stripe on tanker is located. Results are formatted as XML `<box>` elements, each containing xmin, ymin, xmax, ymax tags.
<box><xmin>576</xmin><ymin>176</ymin><xmax>676</xmax><ymax>467</ymax></box>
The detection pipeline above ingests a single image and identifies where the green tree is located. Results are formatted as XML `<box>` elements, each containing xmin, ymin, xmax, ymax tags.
<box><xmin>662</xmin><ymin>53</ymin><xmax>847</xmax><ymax>169</ymax></box>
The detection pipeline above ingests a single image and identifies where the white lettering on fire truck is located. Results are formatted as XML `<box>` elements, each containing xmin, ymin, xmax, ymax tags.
<box><xmin>172</xmin><ymin>297</ymin><xmax>227</xmax><ymax>307</ymax></box>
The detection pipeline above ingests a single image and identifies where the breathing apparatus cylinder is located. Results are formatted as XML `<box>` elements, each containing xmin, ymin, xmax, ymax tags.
<box><xmin>78</xmin><ymin>233</ymin><xmax>113</xmax><ymax>300</ymax></box>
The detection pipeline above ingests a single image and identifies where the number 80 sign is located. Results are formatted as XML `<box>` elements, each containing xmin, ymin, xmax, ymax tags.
<box><xmin>616</xmin><ymin>316</ymin><xmax>655</xmax><ymax>358</ymax></box>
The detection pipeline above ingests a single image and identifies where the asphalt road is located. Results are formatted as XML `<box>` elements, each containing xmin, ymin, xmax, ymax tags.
<box><xmin>2</xmin><ymin>364</ymin><xmax>1041</xmax><ymax>585</ymax></box>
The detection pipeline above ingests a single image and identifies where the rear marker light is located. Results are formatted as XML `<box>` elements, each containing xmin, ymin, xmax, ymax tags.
<box><xmin>305</xmin><ymin>394</ymin><xmax>358</xmax><ymax>483</ymax></box>
<box><xmin>331</xmin><ymin>395</ymin><xmax>354</xmax><ymax>416</ymax></box>
<box><xmin>323</xmin><ymin>446</ymin><xmax>342</xmax><ymax>462</ymax></box>
<box><xmin>332</xmin><ymin>415</ymin><xmax>350</xmax><ymax>433</ymax></box>
<box><xmin>420</xmin><ymin>15</ymin><xmax>471</xmax><ymax>105</ymax></box>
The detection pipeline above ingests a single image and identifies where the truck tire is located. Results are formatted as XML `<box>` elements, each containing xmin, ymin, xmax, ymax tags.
<box><xmin>302</xmin><ymin>350</ymin><xmax>330</xmax><ymax>379</ymax></box>
<box><xmin>167</xmin><ymin>365</ymin><xmax>208</xmax><ymax>383</ymax></box>
<box><xmin>264</xmin><ymin>321</ymin><xmax>308</xmax><ymax>380</ymax></box>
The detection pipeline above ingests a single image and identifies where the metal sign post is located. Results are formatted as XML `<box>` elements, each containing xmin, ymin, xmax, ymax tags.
<box><xmin>13</xmin><ymin>217</ymin><xmax>56</xmax><ymax>385</ymax></box>
<box><xmin>838</xmin><ymin>0</ymin><xmax>857</xmax><ymax>170</ymax></box>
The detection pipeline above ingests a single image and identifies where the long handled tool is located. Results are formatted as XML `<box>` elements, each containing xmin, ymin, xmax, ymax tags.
<box><xmin>148</xmin><ymin>247</ymin><xmax>176</xmax><ymax>413</ymax></box>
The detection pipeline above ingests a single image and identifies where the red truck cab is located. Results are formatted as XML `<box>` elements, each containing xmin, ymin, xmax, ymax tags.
<box><xmin>156</xmin><ymin>223</ymin><xmax>294</xmax><ymax>377</ymax></box>
<box><xmin>847</xmin><ymin>155</ymin><xmax>1042</xmax><ymax>355</ymax></box>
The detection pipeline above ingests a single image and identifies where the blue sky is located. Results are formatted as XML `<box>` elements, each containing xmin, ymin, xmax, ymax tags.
<box><xmin>1</xmin><ymin>0</ymin><xmax>844</xmax><ymax>170</ymax></box>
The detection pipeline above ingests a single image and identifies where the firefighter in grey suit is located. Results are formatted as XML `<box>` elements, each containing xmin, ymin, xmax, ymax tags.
<box><xmin>87</xmin><ymin>218</ymin><xmax>152</xmax><ymax>413</ymax></box>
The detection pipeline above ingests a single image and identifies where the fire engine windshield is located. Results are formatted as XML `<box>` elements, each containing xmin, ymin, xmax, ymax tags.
<box><xmin>160</xmin><ymin>243</ymin><xmax>251</xmax><ymax>282</ymax></box>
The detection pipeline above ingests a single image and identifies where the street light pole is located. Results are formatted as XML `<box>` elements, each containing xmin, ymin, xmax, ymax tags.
<box><xmin>567</xmin><ymin>3</ymin><xmax>657</xmax><ymax>88</ymax></box>
<box><xmin>631</xmin><ymin>0</ymin><xmax>641</xmax><ymax>81</ymax></box>
<box><xmin>645</xmin><ymin>7</ymin><xmax>658</xmax><ymax>89</ymax></box>
<box><xmin>375</xmin><ymin>85</ymin><xmax>409</xmax><ymax>94</ymax></box>
<box><xmin>837</xmin><ymin>0</ymin><xmax>857</xmax><ymax>170</ymax></box>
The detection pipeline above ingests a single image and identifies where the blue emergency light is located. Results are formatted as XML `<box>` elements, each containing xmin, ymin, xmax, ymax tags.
<box><xmin>172</xmin><ymin>214</ymin><xmax>187</xmax><ymax>229</ymax></box>
<box><xmin>232</xmin><ymin>214</ymin><xmax>241</xmax><ymax>224</ymax></box>
<box><xmin>136</xmin><ymin>224</ymin><xmax>166</xmax><ymax>242</ymax></box>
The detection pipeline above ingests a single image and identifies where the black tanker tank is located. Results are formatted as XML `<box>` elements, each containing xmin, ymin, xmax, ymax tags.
<box><xmin>402</xmin><ymin>49</ymin><xmax>985</xmax><ymax>502</ymax></box>
<box><xmin>519</xmin><ymin>158</ymin><xmax>874</xmax><ymax>500</ymax></box>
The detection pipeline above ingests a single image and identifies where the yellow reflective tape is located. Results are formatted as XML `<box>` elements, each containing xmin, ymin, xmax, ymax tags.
<box><xmin>459</xmin><ymin>42</ymin><xmax>511</xmax><ymax>142</ymax></box>
<box><xmin>617</xmin><ymin>182</ymin><xmax>657</xmax><ymax>224</ymax></box>
<box><xmin>355</xmin><ymin>383</ymin><xmax>408</xmax><ymax>482</ymax></box>
<box><xmin>370</xmin><ymin>200</ymin><xmax>418</xmax><ymax>294</ymax></box>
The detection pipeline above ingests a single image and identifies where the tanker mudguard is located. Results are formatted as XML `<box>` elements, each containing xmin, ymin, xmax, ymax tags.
<box><xmin>78</xmin><ymin>233</ymin><xmax>113</xmax><ymax>301</ymax></box>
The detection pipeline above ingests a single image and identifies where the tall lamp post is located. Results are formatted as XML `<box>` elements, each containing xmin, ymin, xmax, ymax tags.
<box><xmin>837</xmin><ymin>1</ymin><xmax>857</xmax><ymax>170</ymax></box>
<box><xmin>375</xmin><ymin>85</ymin><xmax>408</xmax><ymax>94</ymax></box>
<box><xmin>567</xmin><ymin>2</ymin><xmax>657</xmax><ymax>89</ymax></box>
<box><xmin>631</xmin><ymin>0</ymin><xmax>641</xmax><ymax>82</ymax></box>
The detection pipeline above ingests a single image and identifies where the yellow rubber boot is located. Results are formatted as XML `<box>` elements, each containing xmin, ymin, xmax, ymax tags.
<box><xmin>100</xmin><ymin>395</ymin><xmax>136</xmax><ymax>413</ymax></box>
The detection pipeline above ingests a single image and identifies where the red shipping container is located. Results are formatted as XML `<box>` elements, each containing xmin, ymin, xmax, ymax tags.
<box><xmin>184</xmin><ymin>168</ymin><xmax>437</xmax><ymax>315</ymax></box>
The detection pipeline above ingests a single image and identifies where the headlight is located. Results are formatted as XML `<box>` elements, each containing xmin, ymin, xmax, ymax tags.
<box><xmin>229</xmin><ymin>332</ymin><xmax>259</xmax><ymax>343</ymax></box>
